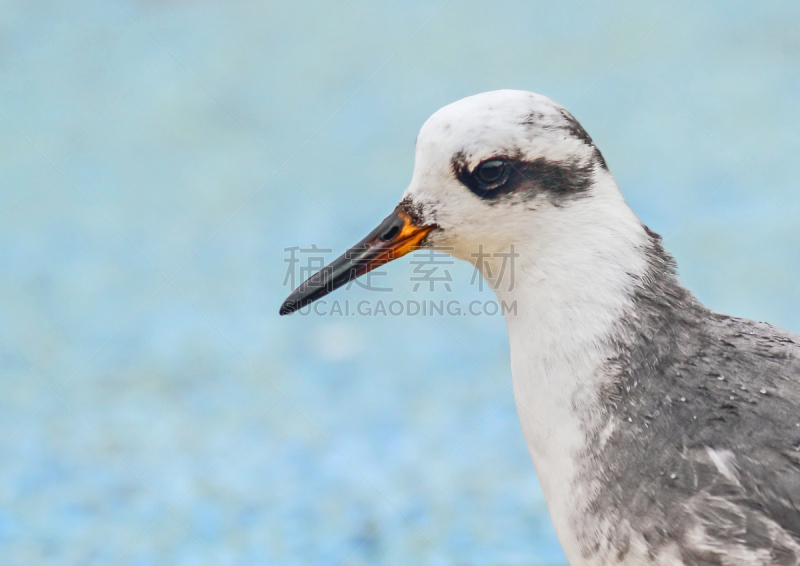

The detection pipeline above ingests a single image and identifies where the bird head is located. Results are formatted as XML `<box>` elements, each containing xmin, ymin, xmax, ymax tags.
<box><xmin>280</xmin><ymin>90</ymin><xmax>632</xmax><ymax>315</ymax></box>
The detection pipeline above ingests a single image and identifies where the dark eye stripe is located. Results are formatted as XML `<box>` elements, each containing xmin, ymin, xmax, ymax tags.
<box><xmin>451</xmin><ymin>151</ymin><xmax>596</xmax><ymax>203</ymax></box>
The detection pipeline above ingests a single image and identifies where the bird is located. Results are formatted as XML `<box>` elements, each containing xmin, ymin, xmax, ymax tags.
<box><xmin>280</xmin><ymin>90</ymin><xmax>800</xmax><ymax>565</ymax></box>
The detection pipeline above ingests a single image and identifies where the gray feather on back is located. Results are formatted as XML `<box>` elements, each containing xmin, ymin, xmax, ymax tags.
<box><xmin>578</xmin><ymin>228</ymin><xmax>800</xmax><ymax>565</ymax></box>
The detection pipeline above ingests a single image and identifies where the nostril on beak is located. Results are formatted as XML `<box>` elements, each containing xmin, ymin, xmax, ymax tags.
<box><xmin>380</xmin><ymin>225</ymin><xmax>401</xmax><ymax>241</ymax></box>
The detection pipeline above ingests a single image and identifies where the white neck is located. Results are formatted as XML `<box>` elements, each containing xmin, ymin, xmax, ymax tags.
<box><xmin>487</xmin><ymin>174</ymin><xmax>651</xmax><ymax>557</ymax></box>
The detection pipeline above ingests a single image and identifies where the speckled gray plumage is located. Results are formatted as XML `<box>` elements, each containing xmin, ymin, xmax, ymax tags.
<box><xmin>576</xmin><ymin>229</ymin><xmax>800</xmax><ymax>565</ymax></box>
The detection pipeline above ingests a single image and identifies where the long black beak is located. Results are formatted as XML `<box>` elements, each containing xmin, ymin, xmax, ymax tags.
<box><xmin>279</xmin><ymin>205</ymin><xmax>436</xmax><ymax>315</ymax></box>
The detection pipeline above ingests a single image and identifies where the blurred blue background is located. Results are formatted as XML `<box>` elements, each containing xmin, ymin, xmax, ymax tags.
<box><xmin>1</xmin><ymin>1</ymin><xmax>799</xmax><ymax>564</ymax></box>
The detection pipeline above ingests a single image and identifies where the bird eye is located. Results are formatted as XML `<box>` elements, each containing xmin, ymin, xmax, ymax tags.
<box><xmin>474</xmin><ymin>159</ymin><xmax>509</xmax><ymax>189</ymax></box>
